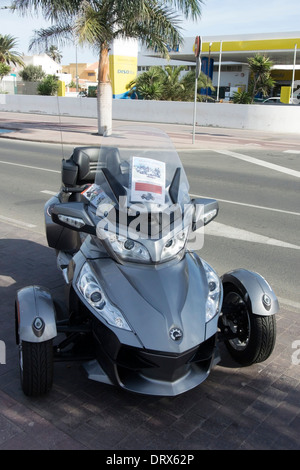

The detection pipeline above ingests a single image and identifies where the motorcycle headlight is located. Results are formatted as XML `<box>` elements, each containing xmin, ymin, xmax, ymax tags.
<box><xmin>161</xmin><ymin>227</ymin><xmax>189</xmax><ymax>262</ymax></box>
<box><xmin>76</xmin><ymin>263</ymin><xmax>131</xmax><ymax>331</ymax></box>
<box><xmin>202</xmin><ymin>259</ymin><xmax>222</xmax><ymax>322</ymax></box>
<box><xmin>105</xmin><ymin>233</ymin><xmax>151</xmax><ymax>263</ymax></box>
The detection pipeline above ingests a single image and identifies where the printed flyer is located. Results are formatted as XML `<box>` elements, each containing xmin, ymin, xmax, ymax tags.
<box><xmin>131</xmin><ymin>157</ymin><xmax>166</xmax><ymax>204</ymax></box>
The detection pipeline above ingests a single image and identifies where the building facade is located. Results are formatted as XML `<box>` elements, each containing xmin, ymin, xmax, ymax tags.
<box><xmin>168</xmin><ymin>32</ymin><xmax>300</xmax><ymax>99</ymax></box>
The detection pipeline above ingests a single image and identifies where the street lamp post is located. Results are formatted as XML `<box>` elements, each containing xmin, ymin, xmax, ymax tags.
<box><xmin>193</xmin><ymin>36</ymin><xmax>202</xmax><ymax>144</ymax></box>
<box><xmin>206</xmin><ymin>42</ymin><xmax>212</xmax><ymax>101</ymax></box>
<box><xmin>75</xmin><ymin>44</ymin><xmax>79</xmax><ymax>92</ymax></box>
<box><xmin>216</xmin><ymin>41</ymin><xmax>223</xmax><ymax>102</ymax></box>
<box><xmin>291</xmin><ymin>43</ymin><xmax>297</xmax><ymax>103</ymax></box>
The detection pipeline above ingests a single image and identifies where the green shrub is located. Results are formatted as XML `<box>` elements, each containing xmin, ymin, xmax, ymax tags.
<box><xmin>233</xmin><ymin>90</ymin><xmax>252</xmax><ymax>104</ymax></box>
<box><xmin>19</xmin><ymin>65</ymin><xmax>45</xmax><ymax>81</ymax></box>
<box><xmin>37</xmin><ymin>75</ymin><xmax>59</xmax><ymax>96</ymax></box>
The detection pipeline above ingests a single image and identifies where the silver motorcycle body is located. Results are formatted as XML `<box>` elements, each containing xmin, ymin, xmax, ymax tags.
<box><xmin>15</xmin><ymin>126</ymin><xmax>278</xmax><ymax>397</ymax></box>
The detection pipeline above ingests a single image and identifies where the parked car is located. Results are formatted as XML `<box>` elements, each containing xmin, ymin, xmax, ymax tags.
<box><xmin>262</xmin><ymin>96</ymin><xmax>300</xmax><ymax>105</ymax></box>
<box><xmin>262</xmin><ymin>97</ymin><xmax>282</xmax><ymax>104</ymax></box>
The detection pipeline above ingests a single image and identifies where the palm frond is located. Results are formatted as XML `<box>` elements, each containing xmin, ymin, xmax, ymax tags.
<box><xmin>12</xmin><ymin>0</ymin><xmax>83</xmax><ymax>21</ymax></box>
<box><xmin>74</xmin><ymin>1</ymin><xmax>113</xmax><ymax>48</ymax></box>
<box><xmin>120</xmin><ymin>1</ymin><xmax>182</xmax><ymax>58</ymax></box>
<box><xmin>167</xmin><ymin>0</ymin><xmax>203</xmax><ymax>19</ymax></box>
<box><xmin>28</xmin><ymin>24</ymin><xmax>74</xmax><ymax>52</ymax></box>
<box><xmin>0</xmin><ymin>34</ymin><xmax>24</xmax><ymax>66</ymax></box>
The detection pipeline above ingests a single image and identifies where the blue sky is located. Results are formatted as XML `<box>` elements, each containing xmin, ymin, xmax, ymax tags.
<box><xmin>0</xmin><ymin>0</ymin><xmax>299</xmax><ymax>64</ymax></box>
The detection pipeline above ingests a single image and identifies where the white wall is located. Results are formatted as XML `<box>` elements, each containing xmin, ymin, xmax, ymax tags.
<box><xmin>0</xmin><ymin>94</ymin><xmax>299</xmax><ymax>134</ymax></box>
<box><xmin>0</xmin><ymin>94</ymin><xmax>97</xmax><ymax>117</ymax></box>
<box><xmin>15</xmin><ymin>54</ymin><xmax>62</xmax><ymax>78</ymax></box>
<box><xmin>113</xmin><ymin>99</ymin><xmax>300</xmax><ymax>134</ymax></box>
<box><xmin>57</xmin><ymin>73</ymin><xmax>73</xmax><ymax>86</ymax></box>
<box><xmin>212</xmin><ymin>65</ymin><xmax>250</xmax><ymax>90</ymax></box>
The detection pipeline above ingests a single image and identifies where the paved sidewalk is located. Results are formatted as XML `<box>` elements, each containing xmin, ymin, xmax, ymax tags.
<box><xmin>1</xmin><ymin>222</ymin><xmax>300</xmax><ymax>450</ymax></box>
<box><xmin>0</xmin><ymin>112</ymin><xmax>300</xmax><ymax>450</ymax></box>
<box><xmin>1</xmin><ymin>110</ymin><xmax>300</xmax><ymax>150</ymax></box>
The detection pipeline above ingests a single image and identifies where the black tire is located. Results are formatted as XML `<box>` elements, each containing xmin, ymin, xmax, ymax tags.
<box><xmin>220</xmin><ymin>284</ymin><xmax>276</xmax><ymax>366</ymax></box>
<box><xmin>19</xmin><ymin>340</ymin><xmax>53</xmax><ymax>396</ymax></box>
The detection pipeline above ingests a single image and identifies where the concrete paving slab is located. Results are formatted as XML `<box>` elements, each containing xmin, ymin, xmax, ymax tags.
<box><xmin>0</xmin><ymin>219</ymin><xmax>300</xmax><ymax>451</ymax></box>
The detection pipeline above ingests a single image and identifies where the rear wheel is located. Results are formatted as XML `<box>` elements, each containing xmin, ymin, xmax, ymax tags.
<box><xmin>220</xmin><ymin>284</ymin><xmax>276</xmax><ymax>365</ymax></box>
<box><xmin>19</xmin><ymin>340</ymin><xmax>53</xmax><ymax>396</ymax></box>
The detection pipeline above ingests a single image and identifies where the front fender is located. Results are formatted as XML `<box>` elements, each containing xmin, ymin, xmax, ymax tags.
<box><xmin>221</xmin><ymin>269</ymin><xmax>279</xmax><ymax>316</ymax></box>
<box><xmin>15</xmin><ymin>286</ymin><xmax>57</xmax><ymax>343</ymax></box>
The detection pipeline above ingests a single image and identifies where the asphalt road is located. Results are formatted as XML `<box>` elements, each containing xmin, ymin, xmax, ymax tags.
<box><xmin>0</xmin><ymin>138</ymin><xmax>299</xmax><ymax>310</ymax></box>
<box><xmin>180</xmin><ymin>147</ymin><xmax>300</xmax><ymax>308</ymax></box>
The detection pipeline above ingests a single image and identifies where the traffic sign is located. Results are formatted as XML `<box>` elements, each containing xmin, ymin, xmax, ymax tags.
<box><xmin>194</xmin><ymin>36</ymin><xmax>202</xmax><ymax>58</ymax></box>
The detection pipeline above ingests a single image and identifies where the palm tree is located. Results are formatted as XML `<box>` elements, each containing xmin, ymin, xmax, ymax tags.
<box><xmin>161</xmin><ymin>65</ymin><xmax>187</xmax><ymax>101</ymax></box>
<box><xmin>0</xmin><ymin>63</ymin><xmax>11</xmax><ymax>81</ymax></box>
<box><xmin>126</xmin><ymin>66</ymin><xmax>166</xmax><ymax>100</ymax></box>
<box><xmin>180</xmin><ymin>70</ymin><xmax>215</xmax><ymax>101</ymax></box>
<box><xmin>127</xmin><ymin>66</ymin><xmax>214</xmax><ymax>102</ymax></box>
<box><xmin>46</xmin><ymin>45</ymin><xmax>62</xmax><ymax>63</ymax></box>
<box><xmin>12</xmin><ymin>0</ymin><xmax>203</xmax><ymax>135</ymax></box>
<box><xmin>0</xmin><ymin>34</ymin><xmax>24</xmax><ymax>66</ymax></box>
<box><xmin>248</xmin><ymin>54</ymin><xmax>276</xmax><ymax>103</ymax></box>
<box><xmin>126</xmin><ymin>66</ymin><xmax>164</xmax><ymax>100</ymax></box>
<box><xmin>232</xmin><ymin>90</ymin><xmax>252</xmax><ymax>104</ymax></box>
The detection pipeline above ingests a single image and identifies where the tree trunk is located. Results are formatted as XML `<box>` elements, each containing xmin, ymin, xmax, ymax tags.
<box><xmin>97</xmin><ymin>45</ymin><xmax>112</xmax><ymax>136</ymax></box>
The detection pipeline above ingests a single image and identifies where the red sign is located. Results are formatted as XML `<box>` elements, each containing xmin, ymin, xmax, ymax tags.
<box><xmin>194</xmin><ymin>36</ymin><xmax>202</xmax><ymax>58</ymax></box>
<box><xmin>135</xmin><ymin>183</ymin><xmax>162</xmax><ymax>194</ymax></box>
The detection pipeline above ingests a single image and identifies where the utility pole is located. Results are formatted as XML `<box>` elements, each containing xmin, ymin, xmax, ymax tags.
<box><xmin>206</xmin><ymin>42</ymin><xmax>212</xmax><ymax>101</ymax></box>
<box><xmin>291</xmin><ymin>44</ymin><xmax>297</xmax><ymax>103</ymax></box>
<box><xmin>217</xmin><ymin>41</ymin><xmax>223</xmax><ymax>102</ymax></box>
<box><xmin>193</xmin><ymin>36</ymin><xmax>202</xmax><ymax>144</ymax></box>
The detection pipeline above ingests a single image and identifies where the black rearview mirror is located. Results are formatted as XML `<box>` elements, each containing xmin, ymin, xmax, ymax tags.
<box><xmin>51</xmin><ymin>202</ymin><xmax>96</xmax><ymax>235</ymax></box>
<box><xmin>191</xmin><ymin>198</ymin><xmax>219</xmax><ymax>231</ymax></box>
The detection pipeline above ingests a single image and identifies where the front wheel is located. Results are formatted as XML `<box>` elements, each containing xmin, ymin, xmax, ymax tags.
<box><xmin>219</xmin><ymin>285</ymin><xmax>276</xmax><ymax>366</ymax></box>
<box><xmin>19</xmin><ymin>340</ymin><xmax>53</xmax><ymax>396</ymax></box>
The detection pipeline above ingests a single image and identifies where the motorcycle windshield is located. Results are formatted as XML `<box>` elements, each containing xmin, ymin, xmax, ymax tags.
<box><xmin>94</xmin><ymin>126</ymin><xmax>190</xmax><ymax>207</ymax></box>
<box><xmin>88</xmin><ymin>126</ymin><xmax>192</xmax><ymax>263</ymax></box>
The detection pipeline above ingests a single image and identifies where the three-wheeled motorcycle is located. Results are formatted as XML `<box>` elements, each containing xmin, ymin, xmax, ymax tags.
<box><xmin>15</xmin><ymin>127</ymin><xmax>278</xmax><ymax>397</ymax></box>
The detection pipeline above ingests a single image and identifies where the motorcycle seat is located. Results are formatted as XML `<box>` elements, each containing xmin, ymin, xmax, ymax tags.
<box><xmin>61</xmin><ymin>146</ymin><xmax>121</xmax><ymax>187</ymax></box>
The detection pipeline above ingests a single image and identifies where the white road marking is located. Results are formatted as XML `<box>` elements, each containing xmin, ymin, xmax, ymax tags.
<box><xmin>0</xmin><ymin>214</ymin><xmax>36</xmax><ymax>229</ymax></box>
<box><xmin>214</xmin><ymin>149</ymin><xmax>300</xmax><ymax>178</ymax></box>
<box><xmin>41</xmin><ymin>190</ymin><xmax>57</xmax><ymax>195</ymax></box>
<box><xmin>0</xmin><ymin>160</ymin><xmax>60</xmax><ymax>173</ymax></box>
<box><xmin>204</xmin><ymin>221</ymin><xmax>300</xmax><ymax>250</ymax></box>
<box><xmin>284</xmin><ymin>150</ymin><xmax>300</xmax><ymax>154</ymax></box>
<box><xmin>190</xmin><ymin>193</ymin><xmax>300</xmax><ymax>217</ymax></box>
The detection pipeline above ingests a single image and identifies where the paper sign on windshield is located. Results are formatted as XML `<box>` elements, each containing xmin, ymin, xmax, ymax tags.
<box><xmin>131</xmin><ymin>157</ymin><xmax>166</xmax><ymax>204</ymax></box>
